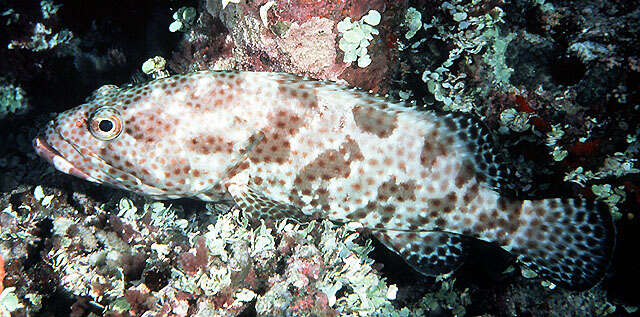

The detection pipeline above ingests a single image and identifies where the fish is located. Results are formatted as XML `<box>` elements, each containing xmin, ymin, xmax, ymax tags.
<box><xmin>33</xmin><ymin>70</ymin><xmax>614</xmax><ymax>290</ymax></box>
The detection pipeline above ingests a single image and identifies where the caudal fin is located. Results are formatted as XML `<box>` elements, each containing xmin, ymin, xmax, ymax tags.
<box><xmin>506</xmin><ymin>198</ymin><xmax>615</xmax><ymax>290</ymax></box>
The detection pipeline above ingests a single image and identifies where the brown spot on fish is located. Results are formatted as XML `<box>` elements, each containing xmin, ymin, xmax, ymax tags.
<box><xmin>295</xmin><ymin>137</ymin><xmax>363</xmax><ymax>196</ymax></box>
<box><xmin>455</xmin><ymin>161</ymin><xmax>475</xmax><ymax>188</ymax></box>
<box><xmin>377</xmin><ymin>178</ymin><xmax>417</xmax><ymax>203</ymax></box>
<box><xmin>249</xmin><ymin>109</ymin><xmax>304</xmax><ymax>163</ymax></box>
<box><xmin>352</xmin><ymin>105</ymin><xmax>398</xmax><ymax>138</ymax></box>
<box><xmin>420</xmin><ymin>138</ymin><xmax>448</xmax><ymax>168</ymax></box>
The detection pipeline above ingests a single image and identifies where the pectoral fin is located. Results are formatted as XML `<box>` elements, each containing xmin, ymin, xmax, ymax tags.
<box><xmin>226</xmin><ymin>182</ymin><xmax>316</xmax><ymax>227</ymax></box>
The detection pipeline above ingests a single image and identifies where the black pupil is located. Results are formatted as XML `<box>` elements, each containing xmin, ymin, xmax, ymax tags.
<box><xmin>99</xmin><ymin>119</ymin><xmax>114</xmax><ymax>132</ymax></box>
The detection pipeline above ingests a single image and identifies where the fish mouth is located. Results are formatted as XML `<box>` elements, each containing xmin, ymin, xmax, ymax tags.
<box><xmin>33</xmin><ymin>134</ymin><xmax>99</xmax><ymax>182</ymax></box>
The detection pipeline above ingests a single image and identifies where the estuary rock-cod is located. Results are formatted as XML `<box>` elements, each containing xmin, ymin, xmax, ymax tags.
<box><xmin>34</xmin><ymin>71</ymin><xmax>614</xmax><ymax>289</ymax></box>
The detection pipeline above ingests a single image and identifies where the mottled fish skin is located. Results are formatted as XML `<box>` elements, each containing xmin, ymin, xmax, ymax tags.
<box><xmin>34</xmin><ymin>71</ymin><xmax>614</xmax><ymax>289</ymax></box>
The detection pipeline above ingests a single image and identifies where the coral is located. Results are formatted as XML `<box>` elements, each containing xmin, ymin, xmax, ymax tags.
<box><xmin>204</xmin><ymin>0</ymin><xmax>347</xmax><ymax>80</ymax></box>
<box><xmin>499</xmin><ymin>282</ymin><xmax>615</xmax><ymax>317</ymax></box>
<box><xmin>221</xmin><ymin>0</ymin><xmax>241</xmax><ymax>10</ymax></box>
<box><xmin>170</xmin><ymin>7</ymin><xmax>197</xmax><ymax>33</ymax></box>
<box><xmin>7</xmin><ymin>22</ymin><xmax>74</xmax><ymax>51</ymax></box>
<box><xmin>0</xmin><ymin>188</ymin><xmax>474</xmax><ymax>316</ymax></box>
<box><xmin>481</xmin><ymin>27</ymin><xmax>517</xmax><ymax>88</ymax></box>
<box><xmin>403</xmin><ymin>7</ymin><xmax>422</xmax><ymax>39</ymax></box>
<box><xmin>389</xmin><ymin>0</ymin><xmax>639</xmax><ymax>310</ymax></box>
<box><xmin>393</xmin><ymin>0</ymin><xmax>639</xmax><ymax>223</ymax></box>
<box><xmin>141</xmin><ymin>56</ymin><xmax>170</xmax><ymax>79</ymax></box>
<box><xmin>200</xmin><ymin>0</ymin><xmax>401</xmax><ymax>91</ymax></box>
<box><xmin>337</xmin><ymin>10</ymin><xmax>381</xmax><ymax>68</ymax></box>
<box><xmin>417</xmin><ymin>1</ymin><xmax>512</xmax><ymax>113</ymax></box>
<box><xmin>0</xmin><ymin>286</ymin><xmax>23</xmax><ymax>316</ymax></box>
<box><xmin>499</xmin><ymin>108</ymin><xmax>531</xmax><ymax>133</ymax></box>
<box><xmin>40</xmin><ymin>0</ymin><xmax>62</xmax><ymax>19</ymax></box>
<box><xmin>0</xmin><ymin>77</ymin><xmax>29</xmax><ymax>120</ymax></box>
<box><xmin>546</xmin><ymin>124</ymin><xmax>569</xmax><ymax>162</ymax></box>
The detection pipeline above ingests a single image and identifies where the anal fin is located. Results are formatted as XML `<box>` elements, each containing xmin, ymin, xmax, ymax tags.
<box><xmin>373</xmin><ymin>230</ymin><xmax>466</xmax><ymax>276</ymax></box>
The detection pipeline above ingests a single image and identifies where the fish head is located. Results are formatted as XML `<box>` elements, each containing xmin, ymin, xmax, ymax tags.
<box><xmin>34</xmin><ymin>84</ymin><xmax>149</xmax><ymax>192</ymax></box>
<box><xmin>33</xmin><ymin>82</ymin><xmax>236</xmax><ymax>200</ymax></box>
<box><xmin>34</xmin><ymin>101</ymin><xmax>108</xmax><ymax>184</ymax></box>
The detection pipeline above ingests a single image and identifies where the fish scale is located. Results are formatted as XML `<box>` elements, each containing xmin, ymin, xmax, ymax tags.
<box><xmin>34</xmin><ymin>70</ymin><xmax>614</xmax><ymax>290</ymax></box>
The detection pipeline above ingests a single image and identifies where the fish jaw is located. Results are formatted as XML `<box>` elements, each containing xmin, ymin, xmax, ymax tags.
<box><xmin>34</xmin><ymin>133</ymin><xmax>188</xmax><ymax>199</ymax></box>
<box><xmin>33</xmin><ymin>134</ymin><xmax>100</xmax><ymax>183</ymax></box>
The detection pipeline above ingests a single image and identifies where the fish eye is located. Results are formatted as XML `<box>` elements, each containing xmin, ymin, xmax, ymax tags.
<box><xmin>99</xmin><ymin>119</ymin><xmax>114</xmax><ymax>132</ymax></box>
<box><xmin>89</xmin><ymin>107</ymin><xmax>123</xmax><ymax>141</ymax></box>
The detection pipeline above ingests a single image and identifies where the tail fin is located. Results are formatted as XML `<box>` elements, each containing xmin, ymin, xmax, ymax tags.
<box><xmin>505</xmin><ymin>198</ymin><xmax>615</xmax><ymax>290</ymax></box>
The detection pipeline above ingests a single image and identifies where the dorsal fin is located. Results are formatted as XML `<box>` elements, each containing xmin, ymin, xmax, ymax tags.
<box><xmin>439</xmin><ymin>112</ymin><xmax>516</xmax><ymax>195</ymax></box>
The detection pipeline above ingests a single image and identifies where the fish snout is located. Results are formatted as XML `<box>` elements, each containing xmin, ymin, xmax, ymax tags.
<box><xmin>33</xmin><ymin>134</ymin><xmax>98</xmax><ymax>182</ymax></box>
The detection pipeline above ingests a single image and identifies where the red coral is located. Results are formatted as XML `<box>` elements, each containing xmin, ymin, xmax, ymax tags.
<box><xmin>169</xmin><ymin>13</ymin><xmax>232</xmax><ymax>73</ymax></box>
<box><xmin>125</xmin><ymin>284</ymin><xmax>155</xmax><ymax>316</ymax></box>
<box><xmin>291</xmin><ymin>297</ymin><xmax>313</xmax><ymax>311</ymax></box>
<box><xmin>179</xmin><ymin>238</ymin><xmax>210</xmax><ymax>274</ymax></box>
<box><xmin>109</xmin><ymin>215</ymin><xmax>140</xmax><ymax>243</ymax></box>
<box><xmin>70</xmin><ymin>298</ymin><xmax>92</xmax><ymax>317</ymax></box>
<box><xmin>623</xmin><ymin>181</ymin><xmax>640</xmax><ymax>205</ymax></box>
<box><xmin>515</xmin><ymin>95</ymin><xmax>535</xmax><ymax>113</ymax></box>
<box><xmin>273</xmin><ymin>0</ymin><xmax>349</xmax><ymax>24</ymax></box>
<box><xmin>568</xmin><ymin>139</ymin><xmax>602</xmax><ymax>156</ymax></box>
<box><xmin>529</xmin><ymin>117</ymin><xmax>551</xmax><ymax>132</ymax></box>
<box><xmin>244</xmin><ymin>267</ymin><xmax>256</xmax><ymax>285</ymax></box>
<box><xmin>344</xmin><ymin>0</ymin><xmax>386</xmax><ymax>20</ymax></box>
<box><xmin>290</xmin><ymin>291</ymin><xmax>334</xmax><ymax>315</ymax></box>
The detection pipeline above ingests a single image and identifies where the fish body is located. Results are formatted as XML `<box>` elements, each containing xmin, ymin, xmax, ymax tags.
<box><xmin>34</xmin><ymin>71</ymin><xmax>614</xmax><ymax>289</ymax></box>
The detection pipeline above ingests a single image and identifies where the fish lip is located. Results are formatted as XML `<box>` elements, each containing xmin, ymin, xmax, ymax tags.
<box><xmin>33</xmin><ymin>134</ymin><xmax>59</xmax><ymax>164</ymax></box>
<box><xmin>33</xmin><ymin>134</ymin><xmax>98</xmax><ymax>182</ymax></box>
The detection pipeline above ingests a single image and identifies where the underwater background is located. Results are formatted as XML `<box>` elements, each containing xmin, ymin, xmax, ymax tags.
<box><xmin>0</xmin><ymin>0</ymin><xmax>638</xmax><ymax>316</ymax></box>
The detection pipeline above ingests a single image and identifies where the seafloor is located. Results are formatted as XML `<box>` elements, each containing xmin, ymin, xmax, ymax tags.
<box><xmin>0</xmin><ymin>0</ymin><xmax>638</xmax><ymax>316</ymax></box>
